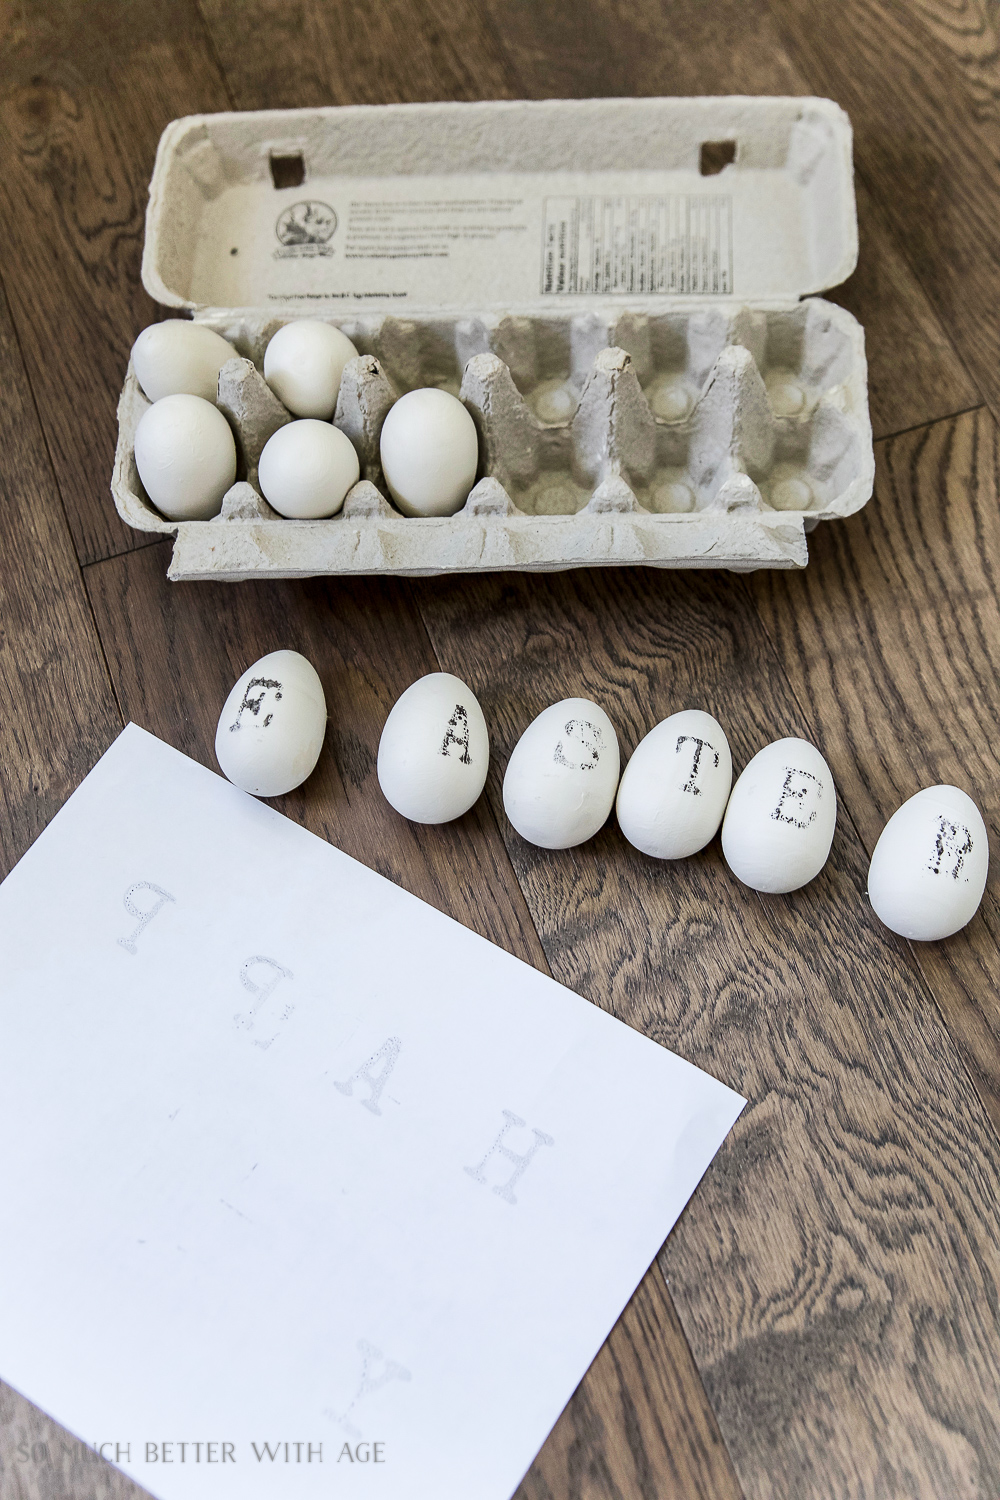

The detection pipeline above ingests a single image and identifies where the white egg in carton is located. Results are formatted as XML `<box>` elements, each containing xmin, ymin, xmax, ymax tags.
<box><xmin>112</xmin><ymin>97</ymin><xmax>875</xmax><ymax>579</ymax></box>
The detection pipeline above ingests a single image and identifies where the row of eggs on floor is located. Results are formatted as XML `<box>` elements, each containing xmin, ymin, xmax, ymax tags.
<box><xmin>215</xmin><ymin>650</ymin><xmax>989</xmax><ymax>946</ymax></box>
<box><xmin>131</xmin><ymin>319</ymin><xmax>480</xmax><ymax>523</ymax></box>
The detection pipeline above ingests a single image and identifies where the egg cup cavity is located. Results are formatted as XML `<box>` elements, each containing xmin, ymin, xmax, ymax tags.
<box><xmin>112</xmin><ymin>300</ymin><xmax>872</xmax><ymax>578</ymax></box>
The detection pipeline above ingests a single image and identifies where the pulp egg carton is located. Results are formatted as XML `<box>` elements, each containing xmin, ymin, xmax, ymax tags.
<box><xmin>112</xmin><ymin>97</ymin><xmax>874</xmax><ymax>579</ymax></box>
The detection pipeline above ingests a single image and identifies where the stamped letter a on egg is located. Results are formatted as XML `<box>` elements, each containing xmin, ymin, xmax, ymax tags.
<box><xmin>440</xmin><ymin>704</ymin><xmax>472</xmax><ymax>765</ymax></box>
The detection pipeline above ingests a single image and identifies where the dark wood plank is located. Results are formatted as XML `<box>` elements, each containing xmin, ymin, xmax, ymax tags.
<box><xmin>905</xmin><ymin>0</ymin><xmax>1000</xmax><ymax>122</ymax></box>
<box><xmin>483</xmin><ymin>0</ymin><xmax>802</xmax><ymax>98</ymax></box>
<box><xmin>0</xmin><ymin>277</ymin><xmax>135</xmax><ymax>1488</ymax></box>
<box><xmin>413</xmin><ymin>562</ymin><xmax>1000</xmax><ymax>1499</ymax></box>
<box><xmin>754</xmin><ymin>406</ymin><xmax>1000</xmax><ymax>1126</ymax></box>
<box><xmin>0</xmin><ymin>1</ymin><xmax>232</xmax><ymax>566</ymax></box>
<box><xmin>0</xmin><ymin>280</ymin><xmax>122</xmax><ymax>873</ymax></box>
<box><xmin>764</xmin><ymin>0</ymin><xmax>1000</xmax><ymax>429</ymax></box>
<box><xmin>198</xmin><ymin>0</ymin><xmax>521</xmax><ymax>107</ymax></box>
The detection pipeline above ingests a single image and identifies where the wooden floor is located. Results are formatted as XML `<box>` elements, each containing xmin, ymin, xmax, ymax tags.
<box><xmin>2</xmin><ymin>1</ymin><xmax>1000</xmax><ymax>1496</ymax></box>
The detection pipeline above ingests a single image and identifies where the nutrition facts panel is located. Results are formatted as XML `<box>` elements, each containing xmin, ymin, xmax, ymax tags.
<box><xmin>541</xmin><ymin>193</ymin><xmax>734</xmax><ymax>296</ymax></box>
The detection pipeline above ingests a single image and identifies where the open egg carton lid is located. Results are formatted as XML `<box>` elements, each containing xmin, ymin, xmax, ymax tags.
<box><xmin>113</xmin><ymin>97</ymin><xmax>874</xmax><ymax>579</ymax></box>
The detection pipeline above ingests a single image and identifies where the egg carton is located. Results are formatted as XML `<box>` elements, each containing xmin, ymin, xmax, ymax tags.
<box><xmin>111</xmin><ymin>98</ymin><xmax>874</xmax><ymax>578</ymax></box>
<box><xmin>113</xmin><ymin>299</ymin><xmax>871</xmax><ymax>578</ymax></box>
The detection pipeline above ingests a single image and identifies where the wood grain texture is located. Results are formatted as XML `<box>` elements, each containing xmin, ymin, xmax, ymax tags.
<box><xmin>753</xmin><ymin>407</ymin><xmax>1000</xmax><ymax>1126</ymax></box>
<box><xmin>764</xmin><ymin>0</ymin><xmax>1000</xmax><ymax>428</ymax></box>
<box><xmin>82</xmin><ymin>540</ymin><xmax>743</xmax><ymax>1500</ymax></box>
<box><xmin>0</xmin><ymin>0</ymin><xmax>231</xmax><ymax>566</ymax></box>
<box><xmin>900</xmin><ymin>0</ymin><xmax>1000</xmax><ymax>123</ymax></box>
<box><xmin>830</xmin><ymin>177</ymin><xmax>981</xmax><ymax>439</ymax></box>
<box><xmin>197</xmin><ymin>0</ymin><xmax>521</xmax><ymax>107</ymax></box>
<box><xmin>0</xmin><ymin>279</ymin><xmax>122</xmax><ymax>875</ymax></box>
<box><xmin>482</xmin><ymin>0</ymin><xmax>802</xmax><ymax>99</ymax></box>
<box><xmin>414</xmin><ymin>563</ymin><xmax>1000</xmax><ymax>1499</ymax></box>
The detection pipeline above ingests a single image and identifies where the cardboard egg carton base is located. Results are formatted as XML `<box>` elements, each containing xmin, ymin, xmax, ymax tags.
<box><xmin>112</xmin><ymin>298</ymin><xmax>872</xmax><ymax>580</ymax></box>
<box><xmin>114</xmin><ymin>98</ymin><xmax>874</xmax><ymax>579</ymax></box>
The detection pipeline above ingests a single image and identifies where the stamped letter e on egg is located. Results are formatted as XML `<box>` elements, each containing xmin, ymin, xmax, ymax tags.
<box><xmin>929</xmin><ymin>816</ymin><xmax>974</xmax><ymax>880</ymax></box>
<box><xmin>772</xmin><ymin>767</ymin><xmax>822</xmax><ymax>829</ymax></box>
<box><xmin>230</xmin><ymin>677</ymin><xmax>283</xmax><ymax>732</ymax></box>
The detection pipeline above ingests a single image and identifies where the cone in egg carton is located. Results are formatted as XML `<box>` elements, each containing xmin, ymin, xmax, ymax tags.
<box><xmin>453</xmin><ymin>327</ymin><xmax>854</xmax><ymax>525</ymax></box>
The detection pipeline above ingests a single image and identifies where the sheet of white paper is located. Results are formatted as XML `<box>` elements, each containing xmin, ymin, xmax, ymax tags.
<box><xmin>0</xmin><ymin>725</ymin><xmax>743</xmax><ymax>1499</ymax></box>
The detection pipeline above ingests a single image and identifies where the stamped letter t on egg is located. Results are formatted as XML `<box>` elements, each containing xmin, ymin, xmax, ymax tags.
<box><xmin>677</xmin><ymin>734</ymin><xmax>719</xmax><ymax>794</ymax></box>
<box><xmin>721</xmin><ymin>736</ymin><xmax>836</xmax><ymax>894</ymax></box>
<box><xmin>616</xmin><ymin>709</ymin><xmax>733</xmax><ymax>859</ymax></box>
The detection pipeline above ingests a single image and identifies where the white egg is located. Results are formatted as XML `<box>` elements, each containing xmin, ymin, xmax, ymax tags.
<box><xmin>263</xmin><ymin>320</ymin><xmax>359</xmax><ymax>419</ymax></box>
<box><xmin>215</xmin><ymin>650</ymin><xmax>327</xmax><ymax>798</ymax></box>
<box><xmin>134</xmin><ymin>394</ymin><xmax>237</xmax><ymax>521</ymax></box>
<box><xmin>379</xmin><ymin>388</ymin><xmax>479</xmax><ymax>517</ymax></box>
<box><xmin>868</xmin><ymin>785</ymin><xmax>989</xmax><ymax>941</ymax></box>
<box><xmin>377</xmin><ymin>673</ymin><xmax>489</xmax><ymax>824</ymax></box>
<box><xmin>722</xmin><ymin>736</ymin><xmax>836</xmax><ymax>893</ymax></box>
<box><xmin>258</xmin><ymin>420</ymin><xmax>360</xmax><ymax>519</ymax></box>
<box><xmin>131</xmin><ymin>320</ymin><xmax>238</xmax><ymax>403</ymax></box>
<box><xmin>503</xmin><ymin>698</ymin><xmax>620</xmax><ymax>850</ymax></box>
<box><xmin>617</xmin><ymin>709</ymin><xmax>732</xmax><ymax>859</ymax></box>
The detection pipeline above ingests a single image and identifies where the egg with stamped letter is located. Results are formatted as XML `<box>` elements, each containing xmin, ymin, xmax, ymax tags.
<box><xmin>617</xmin><ymin>709</ymin><xmax>732</xmax><ymax>859</ymax></box>
<box><xmin>503</xmin><ymin>698</ymin><xmax>620</xmax><ymax>850</ymax></box>
<box><xmin>215</xmin><ymin>650</ymin><xmax>327</xmax><ymax>798</ymax></box>
<box><xmin>378</xmin><ymin>673</ymin><xmax>490</xmax><ymax>824</ymax></box>
<box><xmin>721</xmin><ymin>736</ymin><xmax>837</xmax><ymax>893</ymax></box>
<box><xmin>868</xmin><ymin>784</ymin><xmax>989</xmax><ymax>940</ymax></box>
